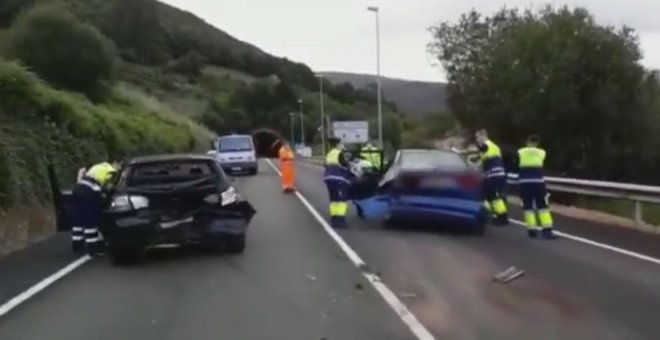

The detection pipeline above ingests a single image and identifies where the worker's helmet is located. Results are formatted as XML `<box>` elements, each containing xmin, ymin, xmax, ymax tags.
<box><xmin>86</xmin><ymin>162</ymin><xmax>118</xmax><ymax>186</ymax></box>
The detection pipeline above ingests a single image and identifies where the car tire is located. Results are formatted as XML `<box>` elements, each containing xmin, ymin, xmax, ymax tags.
<box><xmin>225</xmin><ymin>233</ymin><xmax>246</xmax><ymax>254</ymax></box>
<box><xmin>250</xmin><ymin>168</ymin><xmax>258</xmax><ymax>176</ymax></box>
<box><xmin>110</xmin><ymin>248</ymin><xmax>140</xmax><ymax>266</ymax></box>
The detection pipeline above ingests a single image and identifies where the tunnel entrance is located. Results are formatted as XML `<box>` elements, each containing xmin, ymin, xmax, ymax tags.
<box><xmin>252</xmin><ymin>128</ymin><xmax>284</xmax><ymax>158</ymax></box>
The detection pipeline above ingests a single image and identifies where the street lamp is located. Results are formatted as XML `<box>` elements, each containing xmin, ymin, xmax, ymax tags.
<box><xmin>289</xmin><ymin>112</ymin><xmax>295</xmax><ymax>146</ymax></box>
<box><xmin>367</xmin><ymin>5</ymin><xmax>383</xmax><ymax>148</ymax></box>
<box><xmin>298</xmin><ymin>99</ymin><xmax>305</xmax><ymax>146</ymax></box>
<box><xmin>316</xmin><ymin>74</ymin><xmax>326</xmax><ymax>156</ymax></box>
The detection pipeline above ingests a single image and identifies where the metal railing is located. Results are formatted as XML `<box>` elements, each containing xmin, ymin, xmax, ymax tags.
<box><xmin>458</xmin><ymin>149</ymin><xmax>660</xmax><ymax>226</ymax></box>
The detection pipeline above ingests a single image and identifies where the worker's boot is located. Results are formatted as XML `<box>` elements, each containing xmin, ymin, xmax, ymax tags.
<box><xmin>542</xmin><ymin>228</ymin><xmax>558</xmax><ymax>240</ymax></box>
<box><xmin>527</xmin><ymin>229</ymin><xmax>539</xmax><ymax>239</ymax></box>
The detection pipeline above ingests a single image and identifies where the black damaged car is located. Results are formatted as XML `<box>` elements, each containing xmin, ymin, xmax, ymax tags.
<box><xmin>100</xmin><ymin>154</ymin><xmax>256</xmax><ymax>265</ymax></box>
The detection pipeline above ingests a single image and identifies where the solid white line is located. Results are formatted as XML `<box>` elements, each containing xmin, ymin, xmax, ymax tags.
<box><xmin>300</xmin><ymin>158</ymin><xmax>660</xmax><ymax>267</ymax></box>
<box><xmin>265</xmin><ymin>159</ymin><xmax>436</xmax><ymax>340</ymax></box>
<box><xmin>510</xmin><ymin>220</ymin><xmax>660</xmax><ymax>265</ymax></box>
<box><xmin>0</xmin><ymin>255</ymin><xmax>91</xmax><ymax>317</ymax></box>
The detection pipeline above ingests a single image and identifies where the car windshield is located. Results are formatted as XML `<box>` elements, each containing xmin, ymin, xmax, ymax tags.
<box><xmin>400</xmin><ymin>150</ymin><xmax>468</xmax><ymax>171</ymax></box>
<box><xmin>217</xmin><ymin>136</ymin><xmax>252</xmax><ymax>152</ymax></box>
<box><xmin>125</xmin><ymin>160</ymin><xmax>222</xmax><ymax>187</ymax></box>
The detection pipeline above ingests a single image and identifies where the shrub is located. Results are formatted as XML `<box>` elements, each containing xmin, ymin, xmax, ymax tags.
<box><xmin>6</xmin><ymin>4</ymin><xmax>117</xmax><ymax>102</ymax></box>
<box><xmin>0</xmin><ymin>60</ymin><xmax>210</xmax><ymax>207</ymax></box>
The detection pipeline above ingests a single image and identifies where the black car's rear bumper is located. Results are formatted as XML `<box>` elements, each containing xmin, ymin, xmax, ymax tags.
<box><xmin>100</xmin><ymin>201</ymin><xmax>256</xmax><ymax>249</ymax></box>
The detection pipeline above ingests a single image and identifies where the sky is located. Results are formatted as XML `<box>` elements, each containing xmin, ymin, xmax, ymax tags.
<box><xmin>161</xmin><ymin>0</ymin><xmax>660</xmax><ymax>83</ymax></box>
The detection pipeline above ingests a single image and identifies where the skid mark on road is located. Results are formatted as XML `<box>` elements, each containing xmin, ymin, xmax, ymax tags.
<box><xmin>265</xmin><ymin>159</ymin><xmax>436</xmax><ymax>340</ymax></box>
<box><xmin>299</xmin><ymin>159</ymin><xmax>660</xmax><ymax>267</ymax></box>
<box><xmin>0</xmin><ymin>255</ymin><xmax>90</xmax><ymax>318</ymax></box>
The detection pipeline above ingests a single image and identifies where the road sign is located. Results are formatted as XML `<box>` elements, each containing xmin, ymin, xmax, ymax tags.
<box><xmin>332</xmin><ymin>121</ymin><xmax>369</xmax><ymax>144</ymax></box>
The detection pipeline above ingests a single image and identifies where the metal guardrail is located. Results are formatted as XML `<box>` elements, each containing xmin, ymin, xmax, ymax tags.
<box><xmin>458</xmin><ymin>149</ymin><xmax>660</xmax><ymax>225</ymax></box>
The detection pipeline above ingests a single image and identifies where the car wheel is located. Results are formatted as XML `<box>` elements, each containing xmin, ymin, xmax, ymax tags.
<box><xmin>110</xmin><ymin>248</ymin><xmax>140</xmax><ymax>266</ymax></box>
<box><xmin>224</xmin><ymin>233</ymin><xmax>246</xmax><ymax>254</ymax></box>
<box><xmin>250</xmin><ymin>168</ymin><xmax>258</xmax><ymax>175</ymax></box>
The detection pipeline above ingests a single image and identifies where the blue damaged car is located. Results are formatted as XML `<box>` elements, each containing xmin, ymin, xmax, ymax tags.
<box><xmin>350</xmin><ymin>149</ymin><xmax>488</xmax><ymax>235</ymax></box>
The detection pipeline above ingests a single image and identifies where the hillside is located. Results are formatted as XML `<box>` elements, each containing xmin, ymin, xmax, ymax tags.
<box><xmin>320</xmin><ymin>71</ymin><xmax>448</xmax><ymax>117</ymax></box>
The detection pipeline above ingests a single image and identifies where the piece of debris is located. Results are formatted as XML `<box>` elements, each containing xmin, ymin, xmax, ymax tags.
<box><xmin>306</xmin><ymin>274</ymin><xmax>317</xmax><ymax>281</ymax></box>
<box><xmin>399</xmin><ymin>293</ymin><xmax>417</xmax><ymax>298</ymax></box>
<box><xmin>355</xmin><ymin>283</ymin><xmax>363</xmax><ymax>290</ymax></box>
<box><xmin>493</xmin><ymin>266</ymin><xmax>525</xmax><ymax>283</ymax></box>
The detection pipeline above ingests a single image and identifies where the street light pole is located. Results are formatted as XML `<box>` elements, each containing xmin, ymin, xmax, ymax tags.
<box><xmin>298</xmin><ymin>99</ymin><xmax>305</xmax><ymax>146</ymax></box>
<box><xmin>289</xmin><ymin>112</ymin><xmax>295</xmax><ymax>146</ymax></box>
<box><xmin>367</xmin><ymin>6</ymin><xmax>383</xmax><ymax>148</ymax></box>
<box><xmin>316</xmin><ymin>75</ymin><xmax>326</xmax><ymax>157</ymax></box>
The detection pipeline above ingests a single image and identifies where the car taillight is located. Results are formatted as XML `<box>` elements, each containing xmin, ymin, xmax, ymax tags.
<box><xmin>457</xmin><ymin>174</ymin><xmax>481</xmax><ymax>189</ymax></box>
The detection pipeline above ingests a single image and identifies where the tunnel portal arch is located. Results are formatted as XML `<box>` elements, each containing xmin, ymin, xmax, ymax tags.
<box><xmin>251</xmin><ymin>128</ymin><xmax>286</xmax><ymax>158</ymax></box>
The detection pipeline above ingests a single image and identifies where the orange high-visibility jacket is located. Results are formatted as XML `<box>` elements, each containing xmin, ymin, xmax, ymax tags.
<box><xmin>279</xmin><ymin>145</ymin><xmax>294</xmax><ymax>160</ymax></box>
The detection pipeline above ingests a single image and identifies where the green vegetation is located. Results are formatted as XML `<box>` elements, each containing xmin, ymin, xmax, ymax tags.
<box><xmin>6</xmin><ymin>4</ymin><xmax>117</xmax><ymax>101</ymax></box>
<box><xmin>0</xmin><ymin>0</ymin><xmax>422</xmax><ymax>252</ymax></box>
<box><xmin>428</xmin><ymin>5</ymin><xmax>660</xmax><ymax>184</ymax></box>
<box><xmin>428</xmin><ymin>5</ymin><xmax>660</xmax><ymax>223</ymax></box>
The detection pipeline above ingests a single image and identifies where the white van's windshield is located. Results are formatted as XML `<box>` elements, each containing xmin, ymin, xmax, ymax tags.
<box><xmin>217</xmin><ymin>136</ymin><xmax>253</xmax><ymax>152</ymax></box>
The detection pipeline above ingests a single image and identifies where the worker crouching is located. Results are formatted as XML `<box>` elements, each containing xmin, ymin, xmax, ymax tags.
<box><xmin>71</xmin><ymin>162</ymin><xmax>118</xmax><ymax>256</ymax></box>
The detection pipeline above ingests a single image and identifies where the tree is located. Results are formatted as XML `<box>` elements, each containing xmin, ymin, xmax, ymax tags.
<box><xmin>7</xmin><ymin>4</ymin><xmax>118</xmax><ymax>101</ymax></box>
<box><xmin>428</xmin><ymin>5</ymin><xmax>660</xmax><ymax>181</ymax></box>
<box><xmin>103</xmin><ymin>0</ymin><xmax>167</xmax><ymax>65</ymax></box>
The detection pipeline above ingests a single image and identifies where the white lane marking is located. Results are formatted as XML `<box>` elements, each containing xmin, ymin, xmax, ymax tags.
<box><xmin>266</xmin><ymin>159</ymin><xmax>436</xmax><ymax>340</ymax></box>
<box><xmin>510</xmin><ymin>220</ymin><xmax>660</xmax><ymax>265</ymax></box>
<box><xmin>0</xmin><ymin>255</ymin><xmax>91</xmax><ymax>317</ymax></box>
<box><xmin>300</xmin><ymin>159</ymin><xmax>660</xmax><ymax>267</ymax></box>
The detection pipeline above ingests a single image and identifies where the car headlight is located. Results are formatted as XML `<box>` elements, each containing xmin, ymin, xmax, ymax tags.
<box><xmin>246</xmin><ymin>155</ymin><xmax>255</xmax><ymax>161</ymax></box>
<box><xmin>109</xmin><ymin>195</ymin><xmax>149</xmax><ymax>212</ymax></box>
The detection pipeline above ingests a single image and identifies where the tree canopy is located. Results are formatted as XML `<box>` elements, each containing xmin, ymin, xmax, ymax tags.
<box><xmin>428</xmin><ymin>5</ymin><xmax>660</xmax><ymax>182</ymax></box>
<box><xmin>7</xmin><ymin>4</ymin><xmax>117</xmax><ymax>101</ymax></box>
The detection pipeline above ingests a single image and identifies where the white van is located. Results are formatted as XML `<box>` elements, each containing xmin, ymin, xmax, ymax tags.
<box><xmin>212</xmin><ymin>134</ymin><xmax>258</xmax><ymax>175</ymax></box>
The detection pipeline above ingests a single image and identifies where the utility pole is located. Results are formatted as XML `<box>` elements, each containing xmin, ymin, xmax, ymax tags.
<box><xmin>367</xmin><ymin>6</ymin><xmax>383</xmax><ymax>148</ymax></box>
<box><xmin>298</xmin><ymin>99</ymin><xmax>305</xmax><ymax>146</ymax></box>
<box><xmin>317</xmin><ymin>75</ymin><xmax>326</xmax><ymax>156</ymax></box>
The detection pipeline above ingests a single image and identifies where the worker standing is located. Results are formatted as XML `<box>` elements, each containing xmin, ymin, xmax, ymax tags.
<box><xmin>71</xmin><ymin>162</ymin><xmax>117</xmax><ymax>255</ymax></box>
<box><xmin>475</xmin><ymin>129</ymin><xmax>509</xmax><ymax>225</ymax></box>
<box><xmin>517</xmin><ymin>135</ymin><xmax>556</xmax><ymax>239</ymax></box>
<box><xmin>278</xmin><ymin>142</ymin><xmax>295</xmax><ymax>192</ymax></box>
<box><xmin>360</xmin><ymin>141</ymin><xmax>381</xmax><ymax>170</ymax></box>
<box><xmin>324</xmin><ymin>137</ymin><xmax>352</xmax><ymax>228</ymax></box>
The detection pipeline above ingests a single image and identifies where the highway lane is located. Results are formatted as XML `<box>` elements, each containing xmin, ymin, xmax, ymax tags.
<box><xmin>0</xmin><ymin>161</ymin><xmax>415</xmax><ymax>340</ymax></box>
<box><xmin>289</xmin><ymin>159</ymin><xmax>660</xmax><ymax>340</ymax></box>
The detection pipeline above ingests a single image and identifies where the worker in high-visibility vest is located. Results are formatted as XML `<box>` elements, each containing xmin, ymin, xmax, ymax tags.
<box><xmin>324</xmin><ymin>137</ymin><xmax>352</xmax><ymax>228</ymax></box>
<box><xmin>517</xmin><ymin>135</ymin><xmax>556</xmax><ymax>239</ymax></box>
<box><xmin>71</xmin><ymin>162</ymin><xmax>117</xmax><ymax>255</ymax></box>
<box><xmin>360</xmin><ymin>141</ymin><xmax>381</xmax><ymax>170</ymax></box>
<box><xmin>278</xmin><ymin>141</ymin><xmax>295</xmax><ymax>192</ymax></box>
<box><xmin>475</xmin><ymin>129</ymin><xmax>508</xmax><ymax>225</ymax></box>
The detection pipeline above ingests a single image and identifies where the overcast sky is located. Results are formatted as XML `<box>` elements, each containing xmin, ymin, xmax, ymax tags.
<box><xmin>161</xmin><ymin>0</ymin><xmax>660</xmax><ymax>82</ymax></box>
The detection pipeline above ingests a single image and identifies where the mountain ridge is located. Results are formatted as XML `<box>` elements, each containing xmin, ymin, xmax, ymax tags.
<box><xmin>319</xmin><ymin>71</ymin><xmax>448</xmax><ymax>117</ymax></box>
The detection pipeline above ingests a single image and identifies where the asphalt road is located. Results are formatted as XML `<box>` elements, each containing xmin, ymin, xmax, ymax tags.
<box><xmin>0</xmin><ymin>161</ymin><xmax>415</xmax><ymax>340</ymax></box>
<box><xmin>2</xmin><ymin>159</ymin><xmax>660</xmax><ymax>340</ymax></box>
<box><xmin>289</xmin><ymin>159</ymin><xmax>660</xmax><ymax>340</ymax></box>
